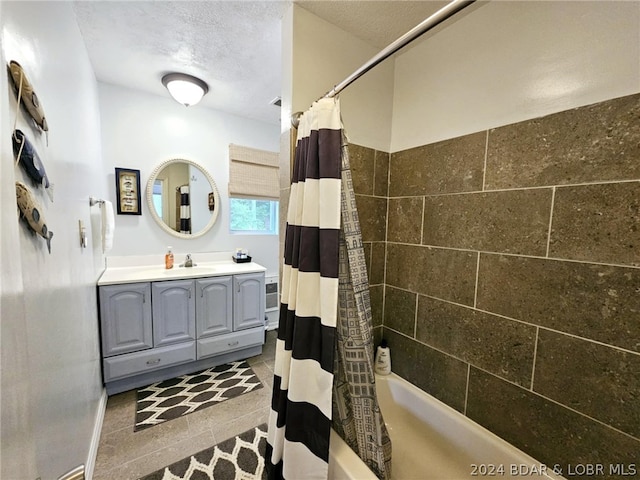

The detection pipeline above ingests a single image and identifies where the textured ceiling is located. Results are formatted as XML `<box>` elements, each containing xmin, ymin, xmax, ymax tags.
<box><xmin>297</xmin><ymin>1</ymin><xmax>449</xmax><ymax>48</ymax></box>
<box><xmin>73</xmin><ymin>1</ymin><xmax>445</xmax><ymax>125</ymax></box>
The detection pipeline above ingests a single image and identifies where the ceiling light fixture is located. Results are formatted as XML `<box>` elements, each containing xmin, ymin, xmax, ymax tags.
<box><xmin>161</xmin><ymin>73</ymin><xmax>209</xmax><ymax>107</ymax></box>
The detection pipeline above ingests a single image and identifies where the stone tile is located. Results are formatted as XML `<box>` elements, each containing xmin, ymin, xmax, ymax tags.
<box><xmin>373</xmin><ymin>326</ymin><xmax>383</xmax><ymax>350</ymax></box>
<box><xmin>184</xmin><ymin>384</ymin><xmax>271</xmax><ymax>436</ymax></box>
<box><xmin>423</xmin><ymin>189</ymin><xmax>553</xmax><ymax>255</ymax></box>
<box><xmin>101</xmin><ymin>390</ymin><xmax>136</xmax><ymax>435</ymax></box>
<box><xmin>363</xmin><ymin>241</ymin><xmax>372</xmax><ymax>280</ymax></box>
<box><xmin>94</xmin><ymin>430</ymin><xmax>217</xmax><ymax>480</ymax></box>
<box><xmin>374</xmin><ymin>150</ymin><xmax>390</xmax><ymax>197</ymax></box>
<box><xmin>477</xmin><ymin>254</ymin><xmax>640</xmax><ymax>352</ymax></box>
<box><xmin>534</xmin><ymin>330</ymin><xmax>640</xmax><ymax>439</ymax></box>
<box><xmin>386</xmin><ymin>244</ymin><xmax>477</xmax><ymax>306</ymax></box>
<box><xmin>369</xmin><ymin>285</ymin><xmax>384</xmax><ymax>328</ymax></box>
<box><xmin>486</xmin><ymin>93</ymin><xmax>640</xmax><ymax>189</ymax></box>
<box><xmin>383</xmin><ymin>286</ymin><xmax>416</xmax><ymax>337</ymax></box>
<box><xmin>94</xmin><ymin>415</ymin><xmax>192</xmax><ymax>473</ymax></box>
<box><xmin>387</xmin><ymin>197</ymin><xmax>423</xmax><ymax>244</ymax></box>
<box><xmin>467</xmin><ymin>368</ymin><xmax>640</xmax><ymax>477</ymax></box>
<box><xmin>211</xmin><ymin>406</ymin><xmax>270</xmax><ymax>444</ymax></box>
<box><xmin>355</xmin><ymin>195</ymin><xmax>387</xmax><ymax>242</ymax></box>
<box><xmin>390</xmin><ymin>131</ymin><xmax>485</xmax><ymax>196</ymax></box>
<box><xmin>247</xmin><ymin>360</ymin><xmax>275</xmax><ymax>392</ymax></box>
<box><xmin>348</xmin><ymin>143</ymin><xmax>375</xmax><ymax>195</ymax></box>
<box><xmin>549</xmin><ymin>182</ymin><xmax>640</xmax><ymax>266</ymax></box>
<box><xmin>369</xmin><ymin>242</ymin><xmax>386</xmax><ymax>285</ymax></box>
<box><xmin>383</xmin><ymin>328</ymin><xmax>468</xmax><ymax>413</ymax></box>
<box><xmin>416</xmin><ymin>297</ymin><xmax>536</xmax><ymax>386</ymax></box>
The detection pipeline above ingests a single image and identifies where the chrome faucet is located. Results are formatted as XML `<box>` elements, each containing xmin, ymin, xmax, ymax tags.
<box><xmin>180</xmin><ymin>254</ymin><xmax>196</xmax><ymax>268</ymax></box>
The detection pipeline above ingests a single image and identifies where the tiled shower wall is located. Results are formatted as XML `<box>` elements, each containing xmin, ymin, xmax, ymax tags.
<box><xmin>353</xmin><ymin>93</ymin><xmax>640</xmax><ymax>475</ymax></box>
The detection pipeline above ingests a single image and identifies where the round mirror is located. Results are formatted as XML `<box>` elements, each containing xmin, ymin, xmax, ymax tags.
<box><xmin>146</xmin><ymin>158</ymin><xmax>220</xmax><ymax>239</ymax></box>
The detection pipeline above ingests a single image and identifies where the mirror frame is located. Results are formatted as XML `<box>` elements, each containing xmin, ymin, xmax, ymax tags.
<box><xmin>146</xmin><ymin>158</ymin><xmax>221</xmax><ymax>239</ymax></box>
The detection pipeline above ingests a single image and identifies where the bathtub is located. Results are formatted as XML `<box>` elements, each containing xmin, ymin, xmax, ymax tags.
<box><xmin>328</xmin><ymin>373</ymin><xmax>564</xmax><ymax>480</ymax></box>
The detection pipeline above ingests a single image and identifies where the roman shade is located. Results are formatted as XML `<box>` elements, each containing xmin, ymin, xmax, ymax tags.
<box><xmin>228</xmin><ymin>144</ymin><xmax>279</xmax><ymax>199</ymax></box>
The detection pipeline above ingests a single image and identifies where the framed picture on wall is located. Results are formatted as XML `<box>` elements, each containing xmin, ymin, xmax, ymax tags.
<box><xmin>115</xmin><ymin>167</ymin><xmax>142</xmax><ymax>215</ymax></box>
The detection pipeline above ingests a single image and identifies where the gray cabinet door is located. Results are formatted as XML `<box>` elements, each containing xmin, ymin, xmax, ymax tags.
<box><xmin>196</xmin><ymin>276</ymin><xmax>233</xmax><ymax>338</ymax></box>
<box><xmin>99</xmin><ymin>283</ymin><xmax>152</xmax><ymax>357</ymax></box>
<box><xmin>152</xmin><ymin>280</ymin><xmax>196</xmax><ymax>347</ymax></box>
<box><xmin>233</xmin><ymin>273</ymin><xmax>265</xmax><ymax>331</ymax></box>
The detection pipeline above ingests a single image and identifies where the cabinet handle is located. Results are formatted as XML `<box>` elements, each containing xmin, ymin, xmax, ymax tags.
<box><xmin>237</xmin><ymin>281</ymin><xmax>240</xmax><ymax>293</ymax></box>
<box><xmin>228</xmin><ymin>341</ymin><xmax>239</xmax><ymax>347</ymax></box>
<box><xmin>143</xmin><ymin>293</ymin><xmax>146</xmax><ymax>303</ymax></box>
<box><xmin>146</xmin><ymin>358</ymin><xmax>161</xmax><ymax>365</ymax></box>
<box><xmin>188</xmin><ymin>288</ymin><xmax>192</xmax><ymax>299</ymax></box>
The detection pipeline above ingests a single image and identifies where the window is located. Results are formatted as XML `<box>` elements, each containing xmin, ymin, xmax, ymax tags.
<box><xmin>228</xmin><ymin>144</ymin><xmax>279</xmax><ymax>235</ymax></box>
<box><xmin>152</xmin><ymin>179</ymin><xmax>164</xmax><ymax>218</ymax></box>
<box><xmin>230</xmin><ymin>198</ymin><xmax>279</xmax><ymax>235</ymax></box>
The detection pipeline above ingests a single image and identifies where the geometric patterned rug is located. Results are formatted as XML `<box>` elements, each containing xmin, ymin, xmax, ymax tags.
<box><xmin>134</xmin><ymin>361</ymin><xmax>263</xmax><ymax>431</ymax></box>
<box><xmin>138</xmin><ymin>424</ymin><xmax>268</xmax><ymax>480</ymax></box>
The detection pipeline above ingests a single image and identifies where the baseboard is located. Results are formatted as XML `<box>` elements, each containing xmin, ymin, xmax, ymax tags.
<box><xmin>85</xmin><ymin>387</ymin><xmax>107</xmax><ymax>480</ymax></box>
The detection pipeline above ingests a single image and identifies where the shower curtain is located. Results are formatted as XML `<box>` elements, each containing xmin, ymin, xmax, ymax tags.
<box><xmin>332</xmin><ymin>131</ymin><xmax>392</xmax><ymax>480</ymax></box>
<box><xmin>266</xmin><ymin>98</ymin><xmax>391</xmax><ymax>480</ymax></box>
<box><xmin>178</xmin><ymin>185</ymin><xmax>191</xmax><ymax>234</ymax></box>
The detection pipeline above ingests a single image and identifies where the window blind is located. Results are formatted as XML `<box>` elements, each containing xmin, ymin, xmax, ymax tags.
<box><xmin>228</xmin><ymin>144</ymin><xmax>279</xmax><ymax>199</ymax></box>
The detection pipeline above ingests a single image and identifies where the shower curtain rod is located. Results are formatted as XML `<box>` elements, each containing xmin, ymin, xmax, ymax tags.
<box><xmin>322</xmin><ymin>0</ymin><xmax>475</xmax><ymax>99</ymax></box>
<box><xmin>291</xmin><ymin>0</ymin><xmax>475</xmax><ymax>126</ymax></box>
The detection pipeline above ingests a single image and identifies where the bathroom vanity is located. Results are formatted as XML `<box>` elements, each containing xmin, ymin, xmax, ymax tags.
<box><xmin>97</xmin><ymin>253</ymin><xmax>266</xmax><ymax>394</ymax></box>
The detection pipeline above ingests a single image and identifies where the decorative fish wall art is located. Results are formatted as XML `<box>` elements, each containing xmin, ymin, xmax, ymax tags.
<box><xmin>8</xmin><ymin>60</ymin><xmax>49</xmax><ymax>132</ymax></box>
<box><xmin>16</xmin><ymin>182</ymin><xmax>53</xmax><ymax>254</ymax></box>
<box><xmin>12</xmin><ymin>129</ymin><xmax>54</xmax><ymax>202</ymax></box>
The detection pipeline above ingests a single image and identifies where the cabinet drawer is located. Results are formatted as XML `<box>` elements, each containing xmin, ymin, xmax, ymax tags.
<box><xmin>197</xmin><ymin>328</ymin><xmax>263</xmax><ymax>360</ymax></box>
<box><xmin>103</xmin><ymin>341</ymin><xmax>196</xmax><ymax>381</ymax></box>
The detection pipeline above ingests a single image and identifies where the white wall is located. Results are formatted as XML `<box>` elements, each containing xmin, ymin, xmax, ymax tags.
<box><xmin>391</xmin><ymin>1</ymin><xmax>640</xmax><ymax>151</ymax></box>
<box><xmin>291</xmin><ymin>5</ymin><xmax>395</xmax><ymax>152</ymax></box>
<box><xmin>1</xmin><ymin>2</ymin><xmax>106</xmax><ymax>478</ymax></box>
<box><xmin>98</xmin><ymin>83</ymin><xmax>281</xmax><ymax>277</ymax></box>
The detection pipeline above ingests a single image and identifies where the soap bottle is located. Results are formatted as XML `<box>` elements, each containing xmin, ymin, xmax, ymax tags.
<box><xmin>375</xmin><ymin>339</ymin><xmax>391</xmax><ymax>375</ymax></box>
<box><xmin>165</xmin><ymin>246</ymin><xmax>174</xmax><ymax>269</ymax></box>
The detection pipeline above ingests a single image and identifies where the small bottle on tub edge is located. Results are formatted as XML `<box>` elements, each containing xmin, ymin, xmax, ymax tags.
<box><xmin>375</xmin><ymin>339</ymin><xmax>391</xmax><ymax>375</ymax></box>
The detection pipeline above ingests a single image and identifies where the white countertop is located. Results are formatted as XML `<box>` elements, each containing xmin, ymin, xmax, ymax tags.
<box><xmin>98</xmin><ymin>252</ymin><xmax>267</xmax><ymax>286</ymax></box>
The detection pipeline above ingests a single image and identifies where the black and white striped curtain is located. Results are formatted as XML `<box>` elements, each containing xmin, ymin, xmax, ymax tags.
<box><xmin>266</xmin><ymin>99</ymin><xmax>342</xmax><ymax>479</ymax></box>
<box><xmin>179</xmin><ymin>185</ymin><xmax>191</xmax><ymax>234</ymax></box>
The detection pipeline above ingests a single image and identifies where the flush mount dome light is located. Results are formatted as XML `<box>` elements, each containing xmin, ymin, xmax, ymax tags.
<box><xmin>161</xmin><ymin>73</ymin><xmax>209</xmax><ymax>107</ymax></box>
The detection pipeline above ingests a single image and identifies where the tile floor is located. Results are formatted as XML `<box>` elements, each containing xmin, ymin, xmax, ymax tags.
<box><xmin>92</xmin><ymin>331</ymin><xmax>277</xmax><ymax>480</ymax></box>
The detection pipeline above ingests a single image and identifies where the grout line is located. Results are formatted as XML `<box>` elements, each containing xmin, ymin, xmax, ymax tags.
<box><xmin>482</xmin><ymin>130</ymin><xmax>489</xmax><ymax>191</ymax></box>
<box><xmin>379</xmin><ymin>153</ymin><xmax>391</xmax><ymax>328</ymax></box>
<box><xmin>473</xmin><ymin>252</ymin><xmax>481</xmax><ymax>308</ymax></box>
<box><xmin>530</xmin><ymin>327</ymin><xmax>539</xmax><ymax>391</ymax></box>
<box><xmin>383</xmin><ymin>328</ymin><xmax>640</xmax><ymax>444</ymax></box>
<box><xmin>385</xmin><ymin>241</ymin><xmax>640</xmax><ymax>270</ymax></box>
<box><xmin>420</xmin><ymin>196</ymin><xmax>425</xmax><ymax>245</ymax></box>
<box><xmin>469</xmin><ymin>365</ymin><xmax>640</xmax><ymax>444</ymax></box>
<box><xmin>464</xmin><ymin>363</ymin><xmax>471</xmax><ymax>416</ymax></box>
<box><xmin>414</xmin><ymin>293</ymin><xmax>419</xmax><ymax>338</ymax></box>
<box><xmin>372</xmin><ymin>151</ymin><xmax>377</xmax><ymax>197</ymax></box>
<box><xmin>387</xmin><ymin>290</ymin><xmax>640</xmax><ymax>357</ymax></box>
<box><xmin>385</xmin><ymin>178</ymin><xmax>640</xmax><ymax>200</ymax></box>
<box><xmin>546</xmin><ymin>186</ymin><xmax>556</xmax><ymax>258</ymax></box>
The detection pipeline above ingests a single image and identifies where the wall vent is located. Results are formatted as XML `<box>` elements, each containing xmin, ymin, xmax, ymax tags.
<box><xmin>265</xmin><ymin>275</ymin><xmax>279</xmax><ymax>312</ymax></box>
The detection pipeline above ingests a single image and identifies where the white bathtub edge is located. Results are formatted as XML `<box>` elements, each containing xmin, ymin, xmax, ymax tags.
<box><xmin>328</xmin><ymin>430</ymin><xmax>378</xmax><ymax>480</ymax></box>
